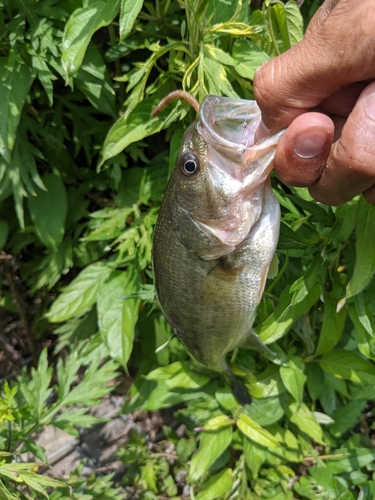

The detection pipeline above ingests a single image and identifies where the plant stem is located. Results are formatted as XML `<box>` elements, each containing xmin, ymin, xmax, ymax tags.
<box><xmin>1</xmin><ymin>252</ymin><xmax>37</xmax><ymax>364</ymax></box>
<box><xmin>108</xmin><ymin>24</ymin><xmax>126</xmax><ymax>106</ymax></box>
<box><xmin>267</xmin><ymin>3</ymin><xmax>280</xmax><ymax>55</ymax></box>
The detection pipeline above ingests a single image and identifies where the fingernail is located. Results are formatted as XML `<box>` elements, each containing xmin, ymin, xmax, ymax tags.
<box><xmin>254</xmin><ymin>120</ymin><xmax>270</xmax><ymax>142</ymax></box>
<box><xmin>364</xmin><ymin>93</ymin><xmax>375</xmax><ymax>121</ymax></box>
<box><xmin>294</xmin><ymin>131</ymin><xmax>327</xmax><ymax>159</ymax></box>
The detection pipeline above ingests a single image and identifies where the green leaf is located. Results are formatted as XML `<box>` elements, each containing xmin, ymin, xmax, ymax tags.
<box><xmin>320</xmin><ymin>349</ymin><xmax>375</xmax><ymax>385</ymax></box>
<box><xmin>237</xmin><ymin>413</ymin><xmax>280</xmax><ymax>447</ymax></box>
<box><xmin>247</xmin><ymin>365</ymin><xmax>285</xmax><ymax>399</ymax></box>
<box><xmin>341</xmin><ymin>197</ymin><xmax>375</xmax><ymax>305</ymax></box>
<box><xmin>202</xmin><ymin>414</ymin><xmax>235</xmax><ymax>430</ymax></box>
<box><xmin>16</xmin><ymin>348</ymin><xmax>54</xmax><ymax>421</ymax></box>
<box><xmin>257</xmin><ymin>282</ymin><xmax>321</xmax><ymax>344</ymax></box>
<box><xmin>120</xmin><ymin>0</ymin><xmax>144</xmax><ymax>41</ymax></box>
<box><xmin>146</xmin><ymin>361</ymin><xmax>210</xmax><ymax>389</ymax></box>
<box><xmin>62</xmin><ymin>0</ymin><xmax>120</xmax><ymax>77</ymax></box>
<box><xmin>348</xmin><ymin>299</ymin><xmax>375</xmax><ymax>359</ymax></box>
<box><xmin>189</xmin><ymin>427</ymin><xmax>232</xmax><ymax>482</ymax></box>
<box><xmin>97</xmin><ymin>269</ymin><xmax>140</xmax><ymax>369</ymax></box>
<box><xmin>0</xmin><ymin>51</ymin><xmax>34</xmax><ymax>162</ymax></box>
<box><xmin>75</xmin><ymin>43</ymin><xmax>116</xmax><ymax>117</ymax></box>
<box><xmin>206</xmin><ymin>0</ymin><xmax>237</xmax><ymax>24</ymax></box>
<box><xmin>243</xmin><ymin>438</ymin><xmax>267</xmax><ymax>479</ymax></box>
<box><xmin>315</xmin><ymin>290</ymin><xmax>347</xmax><ymax>355</ymax></box>
<box><xmin>196</xmin><ymin>468</ymin><xmax>233</xmax><ymax>500</ymax></box>
<box><xmin>46</xmin><ymin>262</ymin><xmax>112</xmax><ymax>322</ymax></box>
<box><xmin>328</xmin><ymin>400</ymin><xmax>366</xmax><ymax>437</ymax></box>
<box><xmin>244</xmin><ymin>395</ymin><xmax>284</xmax><ymax>426</ymax></box>
<box><xmin>280</xmin><ymin>358</ymin><xmax>306</xmax><ymax>405</ymax></box>
<box><xmin>28</xmin><ymin>174</ymin><xmax>68</xmax><ymax>251</ymax></box>
<box><xmin>285</xmin><ymin>194</ymin><xmax>335</xmax><ymax>226</ymax></box>
<box><xmin>0</xmin><ymin>478</ymin><xmax>18</xmax><ymax>500</ymax></box>
<box><xmin>232</xmin><ymin>39</ymin><xmax>270</xmax><ymax>80</ymax></box>
<box><xmin>278</xmin><ymin>222</ymin><xmax>312</xmax><ymax>250</ymax></box>
<box><xmin>285</xmin><ymin>0</ymin><xmax>304</xmax><ymax>46</ymax></box>
<box><xmin>287</xmin><ymin>402</ymin><xmax>324</xmax><ymax>444</ymax></box>
<box><xmin>325</xmin><ymin>448</ymin><xmax>375</xmax><ymax>474</ymax></box>
<box><xmin>203</xmin><ymin>52</ymin><xmax>238</xmax><ymax>97</ymax></box>
<box><xmin>99</xmin><ymin>97</ymin><xmax>177</xmax><ymax>166</ymax></box>
<box><xmin>1</xmin><ymin>467</ymin><xmax>65</xmax><ymax>498</ymax></box>
<box><xmin>330</xmin><ymin>203</ymin><xmax>356</xmax><ymax>243</ymax></box>
<box><xmin>271</xmin><ymin>3</ymin><xmax>290</xmax><ymax>50</ymax></box>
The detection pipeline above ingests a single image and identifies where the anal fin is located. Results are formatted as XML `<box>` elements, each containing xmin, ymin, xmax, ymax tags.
<box><xmin>241</xmin><ymin>328</ymin><xmax>275</xmax><ymax>355</ymax></box>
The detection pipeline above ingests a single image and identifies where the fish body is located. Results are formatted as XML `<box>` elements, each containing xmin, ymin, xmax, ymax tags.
<box><xmin>153</xmin><ymin>95</ymin><xmax>281</xmax><ymax>393</ymax></box>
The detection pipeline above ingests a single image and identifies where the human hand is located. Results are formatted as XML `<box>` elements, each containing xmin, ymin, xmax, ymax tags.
<box><xmin>253</xmin><ymin>0</ymin><xmax>375</xmax><ymax>205</ymax></box>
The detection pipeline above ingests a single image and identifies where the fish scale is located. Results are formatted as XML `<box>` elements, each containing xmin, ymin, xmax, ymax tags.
<box><xmin>153</xmin><ymin>95</ymin><xmax>282</xmax><ymax>404</ymax></box>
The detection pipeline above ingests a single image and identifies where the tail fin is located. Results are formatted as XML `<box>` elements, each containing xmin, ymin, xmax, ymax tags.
<box><xmin>224</xmin><ymin>372</ymin><xmax>252</xmax><ymax>405</ymax></box>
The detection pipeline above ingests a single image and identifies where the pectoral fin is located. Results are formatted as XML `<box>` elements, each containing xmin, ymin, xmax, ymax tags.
<box><xmin>199</xmin><ymin>262</ymin><xmax>241</xmax><ymax>305</ymax></box>
<box><xmin>241</xmin><ymin>328</ymin><xmax>275</xmax><ymax>355</ymax></box>
<box><xmin>174</xmin><ymin>203</ymin><xmax>234</xmax><ymax>259</ymax></box>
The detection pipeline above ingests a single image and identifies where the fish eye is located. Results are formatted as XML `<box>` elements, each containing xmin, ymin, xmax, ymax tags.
<box><xmin>180</xmin><ymin>154</ymin><xmax>200</xmax><ymax>176</ymax></box>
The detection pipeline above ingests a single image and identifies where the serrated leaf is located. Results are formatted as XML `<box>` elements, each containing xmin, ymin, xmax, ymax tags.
<box><xmin>46</xmin><ymin>262</ymin><xmax>112</xmax><ymax>322</ymax></box>
<box><xmin>99</xmin><ymin>97</ymin><xmax>176</xmax><ymax>166</ymax></box>
<box><xmin>0</xmin><ymin>51</ymin><xmax>34</xmax><ymax>162</ymax></box>
<box><xmin>232</xmin><ymin>39</ymin><xmax>270</xmax><ymax>80</ymax></box>
<box><xmin>196</xmin><ymin>468</ymin><xmax>233</xmax><ymax>500</ymax></box>
<box><xmin>28</xmin><ymin>174</ymin><xmax>68</xmax><ymax>251</ymax></box>
<box><xmin>62</xmin><ymin>0</ymin><xmax>120</xmax><ymax>77</ymax></box>
<box><xmin>287</xmin><ymin>402</ymin><xmax>324</xmax><ymax>443</ymax></box>
<box><xmin>285</xmin><ymin>0</ymin><xmax>304</xmax><ymax>46</ymax></box>
<box><xmin>120</xmin><ymin>0</ymin><xmax>144</xmax><ymax>41</ymax></box>
<box><xmin>189</xmin><ymin>427</ymin><xmax>232</xmax><ymax>482</ymax></box>
<box><xmin>237</xmin><ymin>413</ymin><xmax>280</xmax><ymax>447</ymax></box>
<box><xmin>97</xmin><ymin>268</ymin><xmax>140</xmax><ymax>369</ymax></box>
<box><xmin>10</xmin><ymin>470</ymin><xmax>64</xmax><ymax>498</ymax></box>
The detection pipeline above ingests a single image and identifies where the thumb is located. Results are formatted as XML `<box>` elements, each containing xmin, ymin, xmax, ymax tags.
<box><xmin>253</xmin><ymin>0</ymin><xmax>375</xmax><ymax>133</ymax></box>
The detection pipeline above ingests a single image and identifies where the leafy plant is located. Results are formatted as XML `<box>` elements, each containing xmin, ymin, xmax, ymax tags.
<box><xmin>1</xmin><ymin>0</ymin><xmax>375</xmax><ymax>498</ymax></box>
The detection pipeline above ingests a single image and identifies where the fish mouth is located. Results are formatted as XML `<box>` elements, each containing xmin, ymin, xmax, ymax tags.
<box><xmin>199</xmin><ymin>95</ymin><xmax>283</xmax><ymax>160</ymax></box>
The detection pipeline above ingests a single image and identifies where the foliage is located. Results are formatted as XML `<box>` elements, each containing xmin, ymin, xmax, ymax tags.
<box><xmin>1</xmin><ymin>0</ymin><xmax>375</xmax><ymax>499</ymax></box>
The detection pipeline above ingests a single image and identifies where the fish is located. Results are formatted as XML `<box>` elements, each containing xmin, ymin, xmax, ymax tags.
<box><xmin>152</xmin><ymin>94</ymin><xmax>282</xmax><ymax>404</ymax></box>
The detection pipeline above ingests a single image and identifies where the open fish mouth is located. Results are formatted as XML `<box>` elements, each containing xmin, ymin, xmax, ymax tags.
<box><xmin>199</xmin><ymin>95</ymin><xmax>283</xmax><ymax>164</ymax></box>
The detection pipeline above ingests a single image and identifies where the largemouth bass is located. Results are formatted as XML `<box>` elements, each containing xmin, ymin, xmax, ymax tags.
<box><xmin>153</xmin><ymin>95</ymin><xmax>282</xmax><ymax>403</ymax></box>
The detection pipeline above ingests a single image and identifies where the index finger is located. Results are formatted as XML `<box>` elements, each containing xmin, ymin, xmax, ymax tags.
<box><xmin>253</xmin><ymin>0</ymin><xmax>375</xmax><ymax>133</ymax></box>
